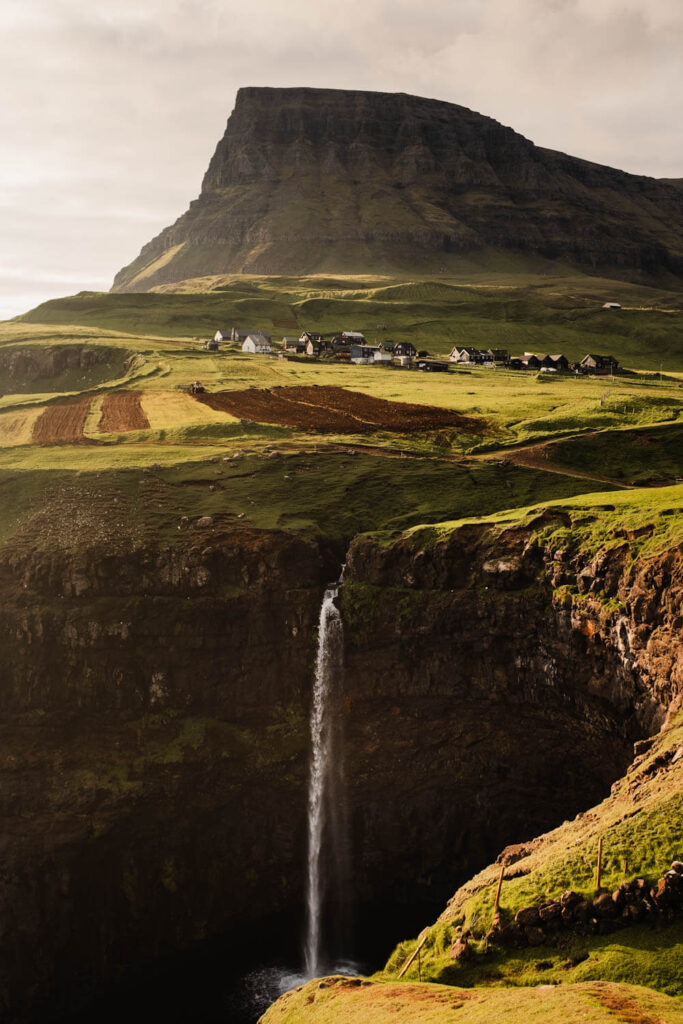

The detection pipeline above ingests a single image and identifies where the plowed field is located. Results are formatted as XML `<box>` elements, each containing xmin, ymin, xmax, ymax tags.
<box><xmin>98</xmin><ymin>391</ymin><xmax>150</xmax><ymax>432</ymax></box>
<box><xmin>196</xmin><ymin>385</ymin><xmax>485</xmax><ymax>435</ymax></box>
<box><xmin>32</xmin><ymin>395</ymin><xmax>93</xmax><ymax>444</ymax></box>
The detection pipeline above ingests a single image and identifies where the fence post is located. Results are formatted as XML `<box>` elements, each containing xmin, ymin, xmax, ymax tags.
<box><xmin>493</xmin><ymin>863</ymin><xmax>505</xmax><ymax>913</ymax></box>
<box><xmin>596</xmin><ymin>835</ymin><xmax>604</xmax><ymax>890</ymax></box>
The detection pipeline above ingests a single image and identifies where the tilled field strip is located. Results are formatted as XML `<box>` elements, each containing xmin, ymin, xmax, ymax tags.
<box><xmin>32</xmin><ymin>395</ymin><xmax>93</xmax><ymax>444</ymax></box>
<box><xmin>0</xmin><ymin>407</ymin><xmax>44</xmax><ymax>447</ymax></box>
<box><xmin>98</xmin><ymin>390</ymin><xmax>150</xmax><ymax>432</ymax></box>
<box><xmin>196</xmin><ymin>385</ymin><xmax>485</xmax><ymax>434</ymax></box>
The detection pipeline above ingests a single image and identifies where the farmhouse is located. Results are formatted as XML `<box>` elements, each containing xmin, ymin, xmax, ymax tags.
<box><xmin>242</xmin><ymin>334</ymin><xmax>272</xmax><ymax>354</ymax></box>
<box><xmin>300</xmin><ymin>331</ymin><xmax>323</xmax><ymax>344</ymax></box>
<box><xmin>580</xmin><ymin>353</ymin><xmax>619</xmax><ymax>374</ymax></box>
<box><xmin>342</xmin><ymin>331</ymin><xmax>366</xmax><ymax>344</ymax></box>
<box><xmin>450</xmin><ymin>347</ymin><xmax>484</xmax><ymax>364</ymax></box>
<box><xmin>282</xmin><ymin>336</ymin><xmax>304</xmax><ymax>353</ymax></box>
<box><xmin>214</xmin><ymin>330</ymin><xmax>231</xmax><ymax>343</ymax></box>
<box><xmin>484</xmin><ymin>348</ymin><xmax>509</xmax><ymax>363</ymax></box>
<box><xmin>350</xmin><ymin>344</ymin><xmax>379</xmax><ymax>364</ymax></box>
<box><xmin>394</xmin><ymin>342</ymin><xmax>417</xmax><ymax>358</ymax></box>
<box><xmin>230</xmin><ymin>328</ymin><xmax>252</xmax><ymax>342</ymax></box>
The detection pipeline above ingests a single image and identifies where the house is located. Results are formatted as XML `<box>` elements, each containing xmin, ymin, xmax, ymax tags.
<box><xmin>305</xmin><ymin>339</ymin><xmax>322</xmax><ymax>357</ymax></box>
<box><xmin>449</xmin><ymin>346</ymin><xmax>484</xmax><ymax>364</ymax></box>
<box><xmin>214</xmin><ymin>330</ymin><xmax>231</xmax><ymax>343</ymax></box>
<box><xmin>548</xmin><ymin>354</ymin><xmax>569</xmax><ymax>371</ymax></box>
<box><xmin>509</xmin><ymin>353</ymin><xmax>542</xmax><ymax>370</ymax></box>
<box><xmin>602</xmin><ymin>302</ymin><xmax>622</xmax><ymax>310</ymax></box>
<box><xmin>395</xmin><ymin>355</ymin><xmax>414</xmax><ymax>368</ymax></box>
<box><xmin>342</xmin><ymin>331</ymin><xmax>366</xmax><ymax>344</ymax></box>
<box><xmin>350</xmin><ymin>344</ymin><xmax>379</xmax><ymax>364</ymax></box>
<box><xmin>394</xmin><ymin>342</ymin><xmax>417</xmax><ymax>358</ymax></box>
<box><xmin>417</xmin><ymin>360</ymin><xmax>449</xmax><ymax>373</ymax></box>
<box><xmin>242</xmin><ymin>334</ymin><xmax>272</xmax><ymax>354</ymax></box>
<box><xmin>373</xmin><ymin>349</ymin><xmax>393</xmax><ymax>365</ymax></box>
<box><xmin>484</xmin><ymin>348</ymin><xmax>509</xmax><ymax>364</ymax></box>
<box><xmin>580</xmin><ymin>353</ymin><xmax>619</xmax><ymax>375</ymax></box>
<box><xmin>380</xmin><ymin>341</ymin><xmax>395</xmax><ymax>353</ymax></box>
<box><xmin>205</xmin><ymin>338</ymin><xmax>219</xmax><ymax>351</ymax></box>
<box><xmin>300</xmin><ymin>331</ymin><xmax>323</xmax><ymax>344</ymax></box>
<box><xmin>282</xmin><ymin>336</ymin><xmax>304</xmax><ymax>353</ymax></box>
<box><xmin>230</xmin><ymin>328</ymin><xmax>251</xmax><ymax>342</ymax></box>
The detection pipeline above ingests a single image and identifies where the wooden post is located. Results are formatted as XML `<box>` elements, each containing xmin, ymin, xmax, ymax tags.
<box><xmin>596</xmin><ymin>835</ymin><xmax>604</xmax><ymax>891</ymax></box>
<box><xmin>418</xmin><ymin>944</ymin><xmax>422</xmax><ymax>982</ymax></box>
<box><xmin>493</xmin><ymin>863</ymin><xmax>505</xmax><ymax>913</ymax></box>
<box><xmin>398</xmin><ymin>933</ymin><xmax>428</xmax><ymax>979</ymax></box>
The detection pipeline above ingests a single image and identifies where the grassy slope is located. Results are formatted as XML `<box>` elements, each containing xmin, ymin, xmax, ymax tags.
<box><xmin>262</xmin><ymin>977</ymin><xmax>683</xmax><ymax>1024</ymax></box>
<box><xmin>16</xmin><ymin>271</ymin><xmax>683</xmax><ymax>370</ymax></box>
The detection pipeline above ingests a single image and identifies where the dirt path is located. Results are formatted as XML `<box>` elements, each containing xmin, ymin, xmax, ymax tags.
<box><xmin>99</xmin><ymin>390</ymin><xmax>150</xmax><ymax>432</ymax></box>
<box><xmin>32</xmin><ymin>396</ymin><xmax>93</xmax><ymax>444</ymax></box>
<box><xmin>496</xmin><ymin>442</ymin><xmax>633</xmax><ymax>489</ymax></box>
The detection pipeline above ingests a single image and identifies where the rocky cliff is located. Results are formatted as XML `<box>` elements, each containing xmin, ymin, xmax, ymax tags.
<box><xmin>112</xmin><ymin>87</ymin><xmax>683</xmax><ymax>290</ymax></box>
<box><xmin>0</xmin><ymin>505</ymin><xmax>680</xmax><ymax>1020</ymax></box>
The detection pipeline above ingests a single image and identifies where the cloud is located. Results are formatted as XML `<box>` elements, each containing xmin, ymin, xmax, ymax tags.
<box><xmin>0</xmin><ymin>0</ymin><xmax>680</xmax><ymax>317</ymax></box>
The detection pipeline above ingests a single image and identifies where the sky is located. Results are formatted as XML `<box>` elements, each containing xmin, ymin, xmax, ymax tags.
<box><xmin>1</xmin><ymin>0</ymin><xmax>681</xmax><ymax>319</ymax></box>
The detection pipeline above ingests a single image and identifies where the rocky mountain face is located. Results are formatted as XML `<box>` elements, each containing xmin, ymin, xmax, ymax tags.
<box><xmin>112</xmin><ymin>87</ymin><xmax>683</xmax><ymax>290</ymax></box>
<box><xmin>0</xmin><ymin>513</ymin><xmax>680</xmax><ymax>1020</ymax></box>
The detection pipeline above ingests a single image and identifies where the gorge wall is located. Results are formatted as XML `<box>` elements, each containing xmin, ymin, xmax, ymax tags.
<box><xmin>112</xmin><ymin>87</ymin><xmax>683</xmax><ymax>290</ymax></box>
<box><xmin>0</xmin><ymin>515</ymin><xmax>679</xmax><ymax>1020</ymax></box>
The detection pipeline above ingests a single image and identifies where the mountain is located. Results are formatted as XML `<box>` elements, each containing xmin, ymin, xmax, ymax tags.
<box><xmin>112</xmin><ymin>87</ymin><xmax>683</xmax><ymax>290</ymax></box>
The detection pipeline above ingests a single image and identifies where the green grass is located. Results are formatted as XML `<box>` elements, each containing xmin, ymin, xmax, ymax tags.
<box><xmin>260</xmin><ymin>977</ymin><xmax>683</xmax><ymax>1024</ymax></box>
<box><xmin>14</xmin><ymin>271</ymin><xmax>683</xmax><ymax>370</ymax></box>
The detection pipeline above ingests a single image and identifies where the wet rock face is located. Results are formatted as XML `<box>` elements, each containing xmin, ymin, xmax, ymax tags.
<box><xmin>112</xmin><ymin>87</ymin><xmax>683</xmax><ymax>289</ymax></box>
<box><xmin>0</xmin><ymin>520</ymin><xmax>679</xmax><ymax>1020</ymax></box>
<box><xmin>341</xmin><ymin>524</ymin><xmax>680</xmax><ymax>910</ymax></box>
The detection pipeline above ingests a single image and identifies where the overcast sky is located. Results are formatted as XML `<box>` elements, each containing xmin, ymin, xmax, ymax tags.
<box><xmin>1</xmin><ymin>0</ymin><xmax>681</xmax><ymax>319</ymax></box>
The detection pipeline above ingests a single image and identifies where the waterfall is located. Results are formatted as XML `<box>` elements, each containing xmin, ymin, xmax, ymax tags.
<box><xmin>304</xmin><ymin>581</ymin><xmax>350</xmax><ymax>979</ymax></box>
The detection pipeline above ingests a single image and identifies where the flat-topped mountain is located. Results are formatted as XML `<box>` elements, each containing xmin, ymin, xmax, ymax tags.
<box><xmin>112</xmin><ymin>86</ymin><xmax>683</xmax><ymax>290</ymax></box>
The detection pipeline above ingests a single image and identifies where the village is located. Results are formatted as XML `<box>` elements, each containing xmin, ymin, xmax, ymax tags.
<box><xmin>206</xmin><ymin>327</ymin><xmax>621</xmax><ymax>377</ymax></box>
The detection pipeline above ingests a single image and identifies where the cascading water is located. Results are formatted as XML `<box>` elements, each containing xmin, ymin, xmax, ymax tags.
<box><xmin>304</xmin><ymin>580</ymin><xmax>351</xmax><ymax>979</ymax></box>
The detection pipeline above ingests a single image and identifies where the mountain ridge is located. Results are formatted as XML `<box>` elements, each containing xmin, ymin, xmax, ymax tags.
<box><xmin>112</xmin><ymin>86</ymin><xmax>683</xmax><ymax>290</ymax></box>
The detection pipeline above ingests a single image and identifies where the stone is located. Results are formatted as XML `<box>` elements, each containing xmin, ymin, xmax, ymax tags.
<box><xmin>593</xmin><ymin>893</ymin><xmax>617</xmax><ymax>918</ymax></box>
<box><xmin>524</xmin><ymin>925</ymin><xmax>546</xmax><ymax>946</ymax></box>
<box><xmin>515</xmin><ymin>906</ymin><xmax>541</xmax><ymax>927</ymax></box>
<box><xmin>196</xmin><ymin>516</ymin><xmax>214</xmax><ymax>528</ymax></box>
<box><xmin>449</xmin><ymin>936</ymin><xmax>470</xmax><ymax>961</ymax></box>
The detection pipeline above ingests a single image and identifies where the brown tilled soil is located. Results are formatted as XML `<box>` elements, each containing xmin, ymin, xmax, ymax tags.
<box><xmin>32</xmin><ymin>395</ymin><xmax>93</xmax><ymax>444</ymax></box>
<box><xmin>98</xmin><ymin>391</ymin><xmax>150</xmax><ymax>432</ymax></box>
<box><xmin>196</xmin><ymin>385</ymin><xmax>486</xmax><ymax>435</ymax></box>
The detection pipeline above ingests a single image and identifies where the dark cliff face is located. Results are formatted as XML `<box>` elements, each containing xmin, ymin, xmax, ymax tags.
<box><xmin>0</xmin><ymin>520</ymin><xmax>679</xmax><ymax>1020</ymax></box>
<box><xmin>112</xmin><ymin>86</ymin><xmax>683</xmax><ymax>289</ymax></box>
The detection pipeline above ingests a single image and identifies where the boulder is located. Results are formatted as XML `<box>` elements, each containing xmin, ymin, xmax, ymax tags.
<box><xmin>515</xmin><ymin>906</ymin><xmax>540</xmax><ymax>927</ymax></box>
<box><xmin>524</xmin><ymin>925</ymin><xmax>546</xmax><ymax>946</ymax></box>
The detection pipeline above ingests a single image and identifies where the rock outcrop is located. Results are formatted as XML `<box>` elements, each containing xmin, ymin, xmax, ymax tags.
<box><xmin>112</xmin><ymin>87</ymin><xmax>683</xmax><ymax>290</ymax></box>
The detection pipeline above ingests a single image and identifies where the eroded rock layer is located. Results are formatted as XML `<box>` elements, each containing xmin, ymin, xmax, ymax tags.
<box><xmin>112</xmin><ymin>87</ymin><xmax>683</xmax><ymax>289</ymax></box>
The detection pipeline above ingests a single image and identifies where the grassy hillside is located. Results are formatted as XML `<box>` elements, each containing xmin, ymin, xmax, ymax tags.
<box><xmin>16</xmin><ymin>272</ymin><xmax>683</xmax><ymax>371</ymax></box>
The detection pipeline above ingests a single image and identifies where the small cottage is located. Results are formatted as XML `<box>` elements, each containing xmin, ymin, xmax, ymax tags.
<box><xmin>580</xmin><ymin>354</ymin><xmax>619</xmax><ymax>374</ymax></box>
<box><xmin>342</xmin><ymin>331</ymin><xmax>366</xmax><ymax>344</ymax></box>
<box><xmin>449</xmin><ymin>347</ymin><xmax>484</xmax><ymax>364</ymax></box>
<box><xmin>205</xmin><ymin>338</ymin><xmax>219</xmax><ymax>351</ymax></box>
<box><xmin>484</xmin><ymin>348</ymin><xmax>509</xmax><ymax>363</ymax></box>
<box><xmin>230</xmin><ymin>328</ymin><xmax>251</xmax><ymax>342</ymax></box>
<box><xmin>282</xmin><ymin>336</ymin><xmax>304</xmax><ymax>353</ymax></box>
<box><xmin>350</xmin><ymin>345</ymin><xmax>379</xmax><ymax>364</ymax></box>
<box><xmin>394</xmin><ymin>342</ymin><xmax>417</xmax><ymax>358</ymax></box>
<box><xmin>214</xmin><ymin>330</ymin><xmax>231</xmax><ymax>343</ymax></box>
<box><xmin>373</xmin><ymin>349</ymin><xmax>393</xmax><ymax>365</ymax></box>
<box><xmin>242</xmin><ymin>334</ymin><xmax>272</xmax><ymax>355</ymax></box>
<box><xmin>300</xmin><ymin>331</ymin><xmax>323</xmax><ymax>344</ymax></box>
